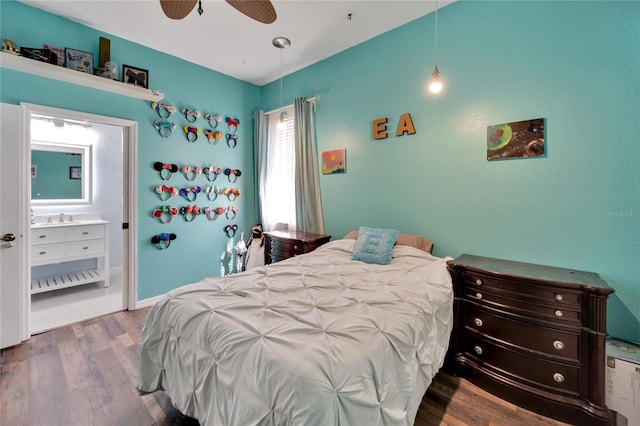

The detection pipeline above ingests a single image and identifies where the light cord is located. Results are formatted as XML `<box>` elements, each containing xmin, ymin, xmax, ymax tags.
<box><xmin>279</xmin><ymin>48</ymin><xmax>284</xmax><ymax>116</ymax></box>
<box><xmin>434</xmin><ymin>0</ymin><xmax>439</xmax><ymax>65</ymax></box>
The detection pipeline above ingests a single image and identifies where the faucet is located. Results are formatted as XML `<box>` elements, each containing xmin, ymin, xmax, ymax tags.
<box><xmin>59</xmin><ymin>212</ymin><xmax>64</xmax><ymax>223</ymax></box>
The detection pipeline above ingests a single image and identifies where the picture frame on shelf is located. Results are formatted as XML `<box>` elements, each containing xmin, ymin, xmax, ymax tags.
<box><xmin>122</xmin><ymin>64</ymin><xmax>149</xmax><ymax>89</ymax></box>
<box><xmin>64</xmin><ymin>48</ymin><xmax>94</xmax><ymax>74</ymax></box>
<box><xmin>69</xmin><ymin>166</ymin><xmax>82</xmax><ymax>180</ymax></box>
<box><xmin>20</xmin><ymin>47</ymin><xmax>58</xmax><ymax>65</ymax></box>
<box><xmin>43</xmin><ymin>44</ymin><xmax>64</xmax><ymax>66</ymax></box>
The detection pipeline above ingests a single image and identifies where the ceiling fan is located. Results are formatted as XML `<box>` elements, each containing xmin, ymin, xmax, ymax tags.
<box><xmin>160</xmin><ymin>0</ymin><xmax>277</xmax><ymax>24</ymax></box>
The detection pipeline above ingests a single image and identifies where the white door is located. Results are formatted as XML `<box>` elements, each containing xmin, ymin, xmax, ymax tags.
<box><xmin>0</xmin><ymin>103</ymin><xmax>29</xmax><ymax>349</ymax></box>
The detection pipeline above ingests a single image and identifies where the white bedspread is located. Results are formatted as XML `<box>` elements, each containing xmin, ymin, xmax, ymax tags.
<box><xmin>137</xmin><ymin>239</ymin><xmax>453</xmax><ymax>425</ymax></box>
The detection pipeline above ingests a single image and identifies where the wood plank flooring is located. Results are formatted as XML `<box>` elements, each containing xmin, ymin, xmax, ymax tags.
<box><xmin>1</xmin><ymin>308</ymin><xmax>570</xmax><ymax>426</ymax></box>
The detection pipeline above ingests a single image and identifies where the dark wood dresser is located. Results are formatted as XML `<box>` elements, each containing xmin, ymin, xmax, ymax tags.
<box><xmin>446</xmin><ymin>254</ymin><xmax>614</xmax><ymax>426</ymax></box>
<box><xmin>263</xmin><ymin>230</ymin><xmax>331</xmax><ymax>264</ymax></box>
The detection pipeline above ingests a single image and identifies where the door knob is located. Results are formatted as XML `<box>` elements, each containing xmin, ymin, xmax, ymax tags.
<box><xmin>2</xmin><ymin>233</ymin><xmax>16</xmax><ymax>242</ymax></box>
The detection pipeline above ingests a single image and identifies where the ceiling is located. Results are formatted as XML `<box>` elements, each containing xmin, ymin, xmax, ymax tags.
<box><xmin>19</xmin><ymin>0</ymin><xmax>452</xmax><ymax>87</ymax></box>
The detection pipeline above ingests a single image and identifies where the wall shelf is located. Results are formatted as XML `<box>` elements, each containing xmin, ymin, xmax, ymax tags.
<box><xmin>0</xmin><ymin>52</ymin><xmax>164</xmax><ymax>101</ymax></box>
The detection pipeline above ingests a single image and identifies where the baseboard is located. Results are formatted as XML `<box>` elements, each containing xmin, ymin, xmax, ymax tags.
<box><xmin>135</xmin><ymin>294</ymin><xmax>165</xmax><ymax>309</ymax></box>
<box><xmin>110</xmin><ymin>265</ymin><xmax>123</xmax><ymax>277</ymax></box>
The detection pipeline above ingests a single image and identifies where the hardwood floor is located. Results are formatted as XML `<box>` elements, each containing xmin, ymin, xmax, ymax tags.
<box><xmin>1</xmin><ymin>308</ymin><xmax>570</xmax><ymax>426</ymax></box>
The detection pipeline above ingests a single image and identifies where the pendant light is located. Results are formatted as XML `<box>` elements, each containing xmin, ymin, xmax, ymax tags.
<box><xmin>428</xmin><ymin>0</ymin><xmax>443</xmax><ymax>94</ymax></box>
<box><xmin>272</xmin><ymin>36</ymin><xmax>291</xmax><ymax>128</ymax></box>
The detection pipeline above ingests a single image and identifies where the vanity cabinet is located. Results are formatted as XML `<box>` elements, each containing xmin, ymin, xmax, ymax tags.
<box><xmin>446</xmin><ymin>254</ymin><xmax>614</xmax><ymax>426</ymax></box>
<box><xmin>30</xmin><ymin>220</ymin><xmax>110</xmax><ymax>294</ymax></box>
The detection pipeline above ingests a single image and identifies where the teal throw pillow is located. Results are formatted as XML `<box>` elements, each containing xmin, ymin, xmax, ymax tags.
<box><xmin>351</xmin><ymin>226</ymin><xmax>399</xmax><ymax>265</ymax></box>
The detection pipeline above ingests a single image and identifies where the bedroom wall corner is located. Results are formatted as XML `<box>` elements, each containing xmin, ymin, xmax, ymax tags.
<box><xmin>259</xmin><ymin>1</ymin><xmax>640</xmax><ymax>343</ymax></box>
<box><xmin>1</xmin><ymin>1</ymin><xmax>261</xmax><ymax>301</ymax></box>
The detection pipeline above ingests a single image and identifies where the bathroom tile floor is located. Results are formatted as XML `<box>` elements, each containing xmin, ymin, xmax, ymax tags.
<box><xmin>30</xmin><ymin>270</ymin><xmax>124</xmax><ymax>334</ymax></box>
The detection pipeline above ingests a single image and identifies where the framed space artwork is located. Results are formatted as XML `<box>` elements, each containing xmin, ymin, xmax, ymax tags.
<box><xmin>487</xmin><ymin>118</ymin><xmax>545</xmax><ymax>161</ymax></box>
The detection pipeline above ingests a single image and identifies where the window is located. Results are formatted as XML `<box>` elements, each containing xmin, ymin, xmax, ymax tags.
<box><xmin>264</xmin><ymin>106</ymin><xmax>295</xmax><ymax>230</ymax></box>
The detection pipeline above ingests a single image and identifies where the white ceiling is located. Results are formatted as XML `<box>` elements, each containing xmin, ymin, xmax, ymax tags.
<box><xmin>19</xmin><ymin>0</ymin><xmax>452</xmax><ymax>87</ymax></box>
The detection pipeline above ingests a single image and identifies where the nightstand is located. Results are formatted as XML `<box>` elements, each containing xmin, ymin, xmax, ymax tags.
<box><xmin>263</xmin><ymin>230</ymin><xmax>331</xmax><ymax>264</ymax></box>
<box><xmin>446</xmin><ymin>254</ymin><xmax>614</xmax><ymax>426</ymax></box>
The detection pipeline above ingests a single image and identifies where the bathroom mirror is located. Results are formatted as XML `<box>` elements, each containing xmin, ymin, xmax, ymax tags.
<box><xmin>31</xmin><ymin>141</ymin><xmax>92</xmax><ymax>205</ymax></box>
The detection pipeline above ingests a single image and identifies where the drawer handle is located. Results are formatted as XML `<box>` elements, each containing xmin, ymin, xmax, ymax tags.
<box><xmin>473</xmin><ymin>345</ymin><xmax>483</xmax><ymax>355</ymax></box>
<box><xmin>293</xmin><ymin>245</ymin><xmax>298</xmax><ymax>250</ymax></box>
<box><xmin>476</xmin><ymin>292</ymin><xmax>482</xmax><ymax>300</ymax></box>
<box><xmin>553</xmin><ymin>373</ymin><xmax>565</xmax><ymax>383</ymax></box>
<box><xmin>553</xmin><ymin>340</ymin><xmax>565</xmax><ymax>351</ymax></box>
<box><xmin>83</xmin><ymin>246</ymin><xmax>89</xmax><ymax>250</ymax></box>
<box><xmin>554</xmin><ymin>310</ymin><xmax>563</xmax><ymax>317</ymax></box>
<box><xmin>555</xmin><ymin>294</ymin><xmax>563</xmax><ymax>301</ymax></box>
<box><xmin>475</xmin><ymin>279</ymin><xmax>482</xmax><ymax>285</ymax></box>
<box><xmin>39</xmin><ymin>235</ymin><xmax>46</xmax><ymax>239</ymax></box>
<box><xmin>474</xmin><ymin>318</ymin><xmax>483</xmax><ymax>327</ymax></box>
<box><xmin>39</xmin><ymin>251</ymin><xmax>46</xmax><ymax>255</ymax></box>
<box><xmin>82</xmin><ymin>231</ymin><xmax>89</xmax><ymax>235</ymax></box>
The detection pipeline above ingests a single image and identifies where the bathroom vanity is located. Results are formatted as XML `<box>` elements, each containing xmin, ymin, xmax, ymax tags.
<box><xmin>30</xmin><ymin>213</ymin><xmax>109</xmax><ymax>294</ymax></box>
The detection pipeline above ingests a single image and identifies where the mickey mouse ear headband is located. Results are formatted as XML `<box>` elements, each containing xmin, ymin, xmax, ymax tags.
<box><xmin>226</xmin><ymin>116</ymin><xmax>239</xmax><ymax>133</ymax></box>
<box><xmin>181</xmin><ymin>107</ymin><xmax>201</xmax><ymax>123</ymax></box>
<box><xmin>224</xmin><ymin>168</ymin><xmax>241</xmax><ymax>182</ymax></box>
<box><xmin>204</xmin><ymin>113</ymin><xmax>222</xmax><ymax>129</ymax></box>
<box><xmin>151</xmin><ymin>102</ymin><xmax>176</xmax><ymax>118</ymax></box>
<box><xmin>154</xmin><ymin>121</ymin><xmax>176</xmax><ymax>138</ymax></box>
<box><xmin>224</xmin><ymin>224</ymin><xmax>238</xmax><ymax>238</ymax></box>
<box><xmin>154</xmin><ymin>162</ymin><xmax>178</xmax><ymax>180</ymax></box>
<box><xmin>151</xmin><ymin>232</ymin><xmax>177</xmax><ymax>249</ymax></box>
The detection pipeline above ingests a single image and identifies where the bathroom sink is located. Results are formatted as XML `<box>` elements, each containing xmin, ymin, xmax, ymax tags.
<box><xmin>31</xmin><ymin>219</ymin><xmax>104</xmax><ymax>227</ymax></box>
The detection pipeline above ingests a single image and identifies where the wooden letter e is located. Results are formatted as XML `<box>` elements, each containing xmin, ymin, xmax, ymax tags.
<box><xmin>372</xmin><ymin>117</ymin><xmax>388</xmax><ymax>140</ymax></box>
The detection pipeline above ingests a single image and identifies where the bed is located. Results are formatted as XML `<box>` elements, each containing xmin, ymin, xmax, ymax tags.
<box><xmin>136</xmin><ymin>231</ymin><xmax>454</xmax><ymax>425</ymax></box>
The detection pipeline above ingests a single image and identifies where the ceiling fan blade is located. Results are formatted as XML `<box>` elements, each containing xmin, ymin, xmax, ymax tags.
<box><xmin>160</xmin><ymin>0</ymin><xmax>198</xmax><ymax>20</ymax></box>
<box><xmin>225</xmin><ymin>0</ymin><xmax>277</xmax><ymax>24</ymax></box>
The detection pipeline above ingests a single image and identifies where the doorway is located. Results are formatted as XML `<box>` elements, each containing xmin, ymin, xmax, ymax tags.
<box><xmin>23</xmin><ymin>103</ymin><xmax>138</xmax><ymax>335</ymax></box>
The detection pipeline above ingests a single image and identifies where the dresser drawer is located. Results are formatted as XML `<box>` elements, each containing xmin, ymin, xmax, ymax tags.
<box><xmin>466</xmin><ymin>271</ymin><xmax>581</xmax><ymax>307</ymax></box>
<box><xmin>66</xmin><ymin>225</ymin><xmax>105</xmax><ymax>241</ymax></box>
<box><xmin>463</xmin><ymin>333</ymin><xmax>580</xmax><ymax>395</ymax></box>
<box><xmin>31</xmin><ymin>243</ymin><xmax>65</xmax><ymax>264</ymax></box>
<box><xmin>31</xmin><ymin>228</ymin><xmax>65</xmax><ymax>246</ymax></box>
<box><xmin>465</xmin><ymin>283</ymin><xmax>581</xmax><ymax>322</ymax></box>
<box><xmin>65</xmin><ymin>239</ymin><xmax>104</xmax><ymax>257</ymax></box>
<box><xmin>269</xmin><ymin>238</ymin><xmax>306</xmax><ymax>256</ymax></box>
<box><xmin>465</xmin><ymin>304</ymin><xmax>580</xmax><ymax>360</ymax></box>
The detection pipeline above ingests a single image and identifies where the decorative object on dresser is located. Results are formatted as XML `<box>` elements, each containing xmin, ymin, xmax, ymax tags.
<box><xmin>446</xmin><ymin>254</ymin><xmax>614</xmax><ymax>426</ymax></box>
<box><xmin>263</xmin><ymin>230</ymin><xmax>331</xmax><ymax>264</ymax></box>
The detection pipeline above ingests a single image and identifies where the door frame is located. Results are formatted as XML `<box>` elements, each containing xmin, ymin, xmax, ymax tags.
<box><xmin>20</xmin><ymin>103</ymin><xmax>138</xmax><ymax>333</ymax></box>
<box><xmin>0</xmin><ymin>103</ymin><xmax>29</xmax><ymax>347</ymax></box>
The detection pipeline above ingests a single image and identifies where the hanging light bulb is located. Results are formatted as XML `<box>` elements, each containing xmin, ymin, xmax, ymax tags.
<box><xmin>429</xmin><ymin>65</ymin><xmax>443</xmax><ymax>94</ymax></box>
<box><xmin>428</xmin><ymin>0</ymin><xmax>444</xmax><ymax>94</ymax></box>
<box><xmin>273</xmin><ymin>36</ymin><xmax>291</xmax><ymax>129</ymax></box>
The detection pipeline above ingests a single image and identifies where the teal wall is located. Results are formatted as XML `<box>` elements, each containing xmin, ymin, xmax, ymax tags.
<box><xmin>2</xmin><ymin>1</ymin><xmax>638</xmax><ymax>343</ymax></box>
<box><xmin>261</xmin><ymin>1</ymin><xmax>640</xmax><ymax>343</ymax></box>
<box><xmin>1</xmin><ymin>1</ymin><xmax>259</xmax><ymax>299</ymax></box>
<box><xmin>31</xmin><ymin>150</ymin><xmax>82</xmax><ymax>199</ymax></box>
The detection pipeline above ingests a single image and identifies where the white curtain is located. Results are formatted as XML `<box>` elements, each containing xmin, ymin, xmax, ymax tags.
<box><xmin>294</xmin><ymin>98</ymin><xmax>324</xmax><ymax>234</ymax></box>
<box><xmin>258</xmin><ymin>105</ymin><xmax>296</xmax><ymax>231</ymax></box>
<box><xmin>253</xmin><ymin>110</ymin><xmax>268</xmax><ymax>227</ymax></box>
<box><xmin>254</xmin><ymin>100</ymin><xmax>323</xmax><ymax>234</ymax></box>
